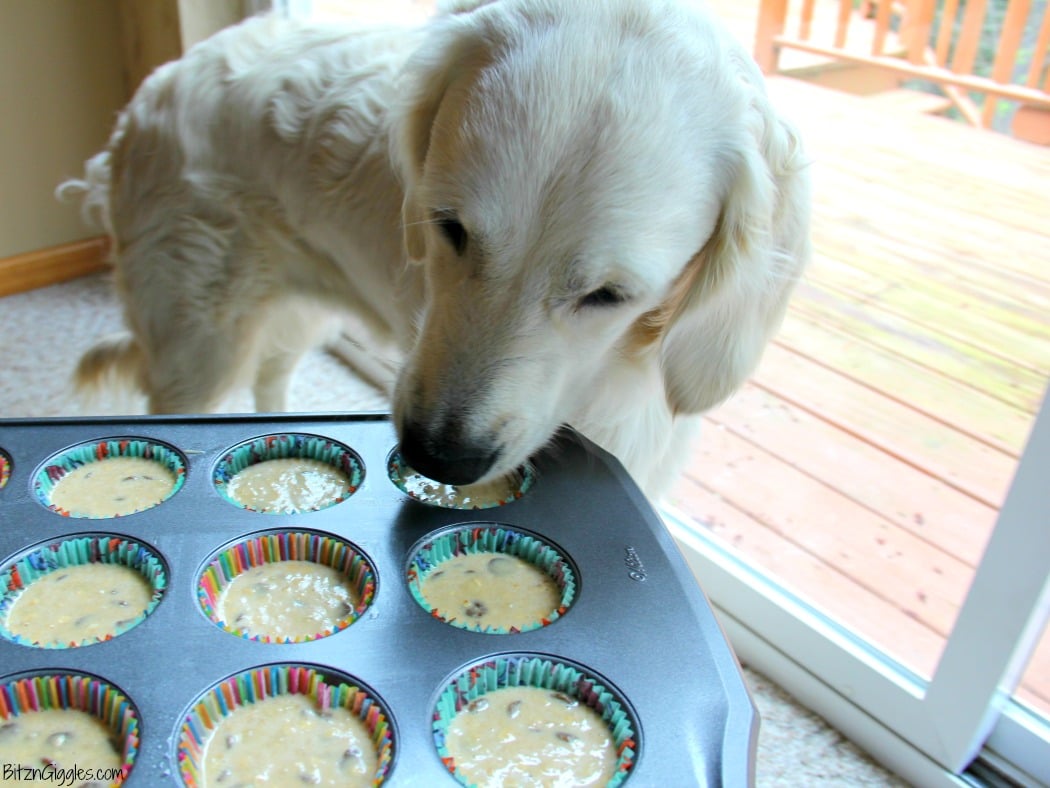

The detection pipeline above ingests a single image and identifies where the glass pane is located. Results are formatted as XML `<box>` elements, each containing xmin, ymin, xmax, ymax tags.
<box><xmin>665</xmin><ymin>76</ymin><xmax>1050</xmax><ymax>683</ymax></box>
<box><xmin>1015</xmin><ymin>612</ymin><xmax>1050</xmax><ymax>722</ymax></box>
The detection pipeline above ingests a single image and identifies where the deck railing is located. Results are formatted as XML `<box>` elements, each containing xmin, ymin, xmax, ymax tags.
<box><xmin>755</xmin><ymin>0</ymin><xmax>1050</xmax><ymax>140</ymax></box>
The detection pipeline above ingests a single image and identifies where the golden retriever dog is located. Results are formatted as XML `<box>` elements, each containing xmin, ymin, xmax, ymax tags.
<box><xmin>62</xmin><ymin>0</ymin><xmax>810</xmax><ymax>498</ymax></box>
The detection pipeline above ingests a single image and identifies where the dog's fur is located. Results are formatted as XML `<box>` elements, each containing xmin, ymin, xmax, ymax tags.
<box><xmin>62</xmin><ymin>0</ymin><xmax>810</xmax><ymax>498</ymax></box>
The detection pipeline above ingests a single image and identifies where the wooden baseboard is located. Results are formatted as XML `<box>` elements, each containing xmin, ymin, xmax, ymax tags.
<box><xmin>0</xmin><ymin>237</ymin><xmax>110</xmax><ymax>298</ymax></box>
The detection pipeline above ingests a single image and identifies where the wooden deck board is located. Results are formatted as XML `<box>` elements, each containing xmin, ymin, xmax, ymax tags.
<box><xmin>775</xmin><ymin>313</ymin><xmax>1034</xmax><ymax>453</ymax></box>
<box><xmin>752</xmin><ymin>341</ymin><xmax>1019</xmax><ymax>506</ymax></box>
<box><xmin>701</xmin><ymin>384</ymin><xmax>998</xmax><ymax>565</ymax></box>
<box><xmin>673</xmin><ymin>75</ymin><xmax>1050</xmax><ymax>707</ymax></box>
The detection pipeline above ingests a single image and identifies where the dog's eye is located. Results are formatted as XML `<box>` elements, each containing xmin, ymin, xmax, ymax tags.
<box><xmin>435</xmin><ymin>215</ymin><xmax>468</xmax><ymax>254</ymax></box>
<box><xmin>578</xmin><ymin>286</ymin><xmax>628</xmax><ymax>309</ymax></box>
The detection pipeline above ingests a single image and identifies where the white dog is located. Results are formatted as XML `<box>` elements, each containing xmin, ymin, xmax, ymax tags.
<box><xmin>63</xmin><ymin>0</ymin><xmax>810</xmax><ymax>498</ymax></box>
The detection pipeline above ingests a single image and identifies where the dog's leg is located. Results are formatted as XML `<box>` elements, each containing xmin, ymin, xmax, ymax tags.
<box><xmin>142</xmin><ymin>330</ymin><xmax>246</xmax><ymax>415</ymax></box>
<box><xmin>252</xmin><ymin>351</ymin><xmax>297</xmax><ymax>412</ymax></box>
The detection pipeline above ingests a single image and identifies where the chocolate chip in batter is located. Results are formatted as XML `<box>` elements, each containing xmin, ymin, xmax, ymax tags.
<box><xmin>463</xmin><ymin>600</ymin><xmax>488</xmax><ymax>618</ymax></box>
<box><xmin>555</xmin><ymin>731</ymin><xmax>580</xmax><ymax>743</ymax></box>
<box><xmin>506</xmin><ymin>700</ymin><xmax>522</xmax><ymax>719</ymax></box>
<box><xmin>551</xmin><ymin>692</ymin><xmax>578</xmax><ymax>708</ymax></box>
<box><xmin>339</xmin><ymin>746</ymin><xmax>364</xmax><ymax>769</ymax></box>
<box><xmin>466</xmin><ymin>698</ymin><xmax>490</xmax><ymax>713</ymax></box>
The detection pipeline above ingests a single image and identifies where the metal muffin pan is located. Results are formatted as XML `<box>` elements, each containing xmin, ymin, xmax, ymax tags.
<box><xmin>0</xmin><ymin>413</ymin><xmax>756</xmax><ymax>786</ymax></box>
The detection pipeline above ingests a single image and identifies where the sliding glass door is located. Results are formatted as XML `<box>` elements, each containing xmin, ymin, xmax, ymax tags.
<box><xmin>665</xmin><ymin>392</ymin><xmax>1049</xmax><ymax>786</ymax></box>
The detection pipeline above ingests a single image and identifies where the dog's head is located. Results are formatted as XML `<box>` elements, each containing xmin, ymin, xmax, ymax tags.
<box><xmin>390</xmin><ymin>0</ymin><xmax>810</xmax><ymax>485</ymax></box>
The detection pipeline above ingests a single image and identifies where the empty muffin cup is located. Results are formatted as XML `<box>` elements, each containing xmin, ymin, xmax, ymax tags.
<box><xmin>176</xmin><ymin>664</ymin><xmax>395</xmax><ymax>787</ymax></box>
<box><xmin>34</xmin><ymin>438</ymin><xmax>186</xmax><ymax>518</ymax></box>
<box><xmin>0</xmin><ymin>671</ymin><xmax>140</xmax><ymax>784</ymax></box>
<box><xmin>0</xmin><ymin>535</ymin><xmax>167</xmax><ymax>649</ymax></box>
<box><xmin>407</xmin><ymin>525</ymin><xmax>576</xmax><ymax>634</ymax></box>
<box><xmin>433</xmin><ymin>654</ymin><xmax>637</xmax><ymax>787</ymax></box>
<box><xmin>387</xmin><ymin>449</ymin><xmax>534</xmax><ymax>509</ymax></box>
<box><xmin>197</xmin><ymin>531</ymin><xmax>376</xmax><ymax>643</ymax></box>
<box><xmin>213</xmin><ymin>434</ymin><xmax>363</xmax><ymax>514</ymax></box>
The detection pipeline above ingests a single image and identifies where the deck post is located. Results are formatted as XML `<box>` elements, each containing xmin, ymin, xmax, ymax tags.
<box><xmin>755</xmin><ymin>0</ymin><xmax>790</xmax><ymax>74</ymax></box>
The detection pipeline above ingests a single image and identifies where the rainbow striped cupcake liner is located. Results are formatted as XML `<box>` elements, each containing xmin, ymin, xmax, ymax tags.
<box><xmin>197</xmin><ymin>530</ymin><xmax>376</xmax><ymax>644</ymax></box>
<box><xmin>433</xmin><ymin>654</ymin><xmax>637</xmax><ymax>787</ymax></box>
<box><xmin>386</xmin><ymin>449</ymin><xmax>534</xmax><ymax>509</ymax></box>
<box><xmin>176</xmin><ymin>664</ymin><xmax>395</xmax><ymax>787</ymax></box>
<box><xmin>0</xmin><ymin>448</ymin><xmax>11</xmax><ymax>490</ymax></box>
<box><xmin>0</xmin><ymin>671</ymin><xmax>140</xmax><ymax>784</ymax></box>
<box><xmin>0</xmin><ymin>534</ymin><xmax>167</xmax><ymax>649</ymax></box>
<box><xmin>213</xmin><ymin>433</ymin><xmax>363</xmax><ymax>514</ymax></box>
<box><xmin>33</xmin><ymin>438</ymin><xmax>186</xmax><ymax>518</ymax></box>
<box><xmin>407</xmin><ymin>525</ymin><xmax>576</xmax><ymax>634</ymax></box>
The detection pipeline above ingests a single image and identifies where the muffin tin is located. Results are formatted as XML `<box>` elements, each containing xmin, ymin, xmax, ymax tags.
<box><xmin>0</xmin><ymin>413</ymin><xmax>756</xmax><ymax>786</ymax></box>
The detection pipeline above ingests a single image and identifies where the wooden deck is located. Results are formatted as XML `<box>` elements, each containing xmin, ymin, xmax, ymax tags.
<box><xmin>666</xmin><ymin>75</ymin><xmax>1050</xmax><ymax>714</ymax></box>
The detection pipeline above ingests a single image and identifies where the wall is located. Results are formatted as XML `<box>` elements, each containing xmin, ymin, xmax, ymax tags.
<box><xmin>0</xmin><ymin>1</ymin><xmax>126</xmax><ymax>259</ymax></box>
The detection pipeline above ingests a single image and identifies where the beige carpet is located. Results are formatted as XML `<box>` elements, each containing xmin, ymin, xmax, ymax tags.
<box><xmin>0</xmin><ymin>271</ymin><xmax>909</xmax><ymax>786</ymax></box>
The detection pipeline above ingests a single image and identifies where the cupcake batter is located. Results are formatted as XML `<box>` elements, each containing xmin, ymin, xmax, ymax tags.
<box><xmin>446</xmin><ymin>686</ymin><xmax>617</xmax><ymax>787</ymax></box>
<box><xmin>399</xmin><ymin>466</ymin><xmax>524</xmax><ymax>508</ymax></box>
<box><xmin>6</xmin><ymin>563</ymin><xmax>154</xmax><ymax>645</ymax></box>
<box><xmin>49</xmin><ymin>456</ymin><xmax>175</xmax><ymax>517</ymax></box>
<box><xmin>225</xmin><ymin>458</ymin><xmax>350</xmax><ymax>513</ymax></box>
<box><xmin>0</xmin><ymin>707</ymin><xmax>123</xmax><ymax>777</ymax></box>
<box><xmin>202</xmin><ymin>693</ymin><xmax>376</xmax><ymax>787</ymax></box>
<box><xmin>419</xmin><ymin>552</ymin><xmax>560</xmax><ymax>630</ymax></box>
<box><xmin>216</xmin><ymin>560</ymin><xmax>356</xmax><ymax>640</ymax></box>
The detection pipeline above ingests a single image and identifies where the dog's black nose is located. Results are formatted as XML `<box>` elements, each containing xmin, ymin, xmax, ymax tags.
<box><xmin>399</xmin><ymin>420</ymin><xmax>498</xmax><ymax>486</ymax></box>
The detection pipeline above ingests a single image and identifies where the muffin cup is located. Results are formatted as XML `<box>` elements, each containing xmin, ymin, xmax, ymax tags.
<box><xmin>433</xmin><ymin>654</ymin><xmax>638</xmax><ymax>786</ymax></box>
<box><xmin>387</xmin><ymin>449</ymin><xmax>534</xmax><ymax>509</ymax></box>
<box><xmin>0</xmin><ymin>448</ymin><xmax>10</xmax><ymax>490</ymax></box>
<box><xmin>0</xmin><ymin>670</ymin><xmax>140</xmax><ymax>784</ymax></box>
<box><xmin>176</xmin><ymin>663</ymin><xmax>395</xmax><ymax>787</ymax></box>
<box><xmin>196</xmin><ymin>530</ymin><xmax>376</xmax><ymax>644</ymax></box>
<box><xmin>0</xmin><ymin>534</ymin><xmax>167</xmax><ymax>649</ymax></box>
<box><xmin>34</xmin><ymin>437</ymin><xmax>186</xmax><ymax>518</ymax></box>
<box><xmin>213</xmin><ymin>433</ymin><xmax>363</xmax><ymax>514</ymax></box>
<box><xmin>407</xmin><ymin>525</ymin><xmax>576</xmax><ymax>634</ymax></box>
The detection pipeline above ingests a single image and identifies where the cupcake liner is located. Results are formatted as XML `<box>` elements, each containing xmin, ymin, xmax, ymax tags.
<box><xmin>34</xmin><ymin>437</ymin><xmax>186</xmax><ymax>518</ymax></box>
<box><xmin>213</xmin><ymin>433</ymin><xmax>363</xmax><ymax>513</ymax></box>
<box><xmin>433</xmin><ymin>654</ymin><xmax>637</xmax><ymax>786</ymax></box>
<box><xmin>176</xmin><ymin>664</ymin><xmax>395</xmax><ymax>787</ymax></box>
<box><xmin>0</xmin><ymin>670</ymin><xmax>140</xmax><ymax>784</ymax></box>
<box><xmin>197</xmin><ymin>530</ymin><xmax>377</xmax><ymax>644</ymax></box>
<box><xmin>407</xmin><ymin>526</ymin><xmax>576</xmax><ymax>634</ymax></box>
<box><xmin>0</xmin><ymin>448</ymin><xmax>11</xmax><ymax>490</ymax></box>
<box><xmin>387</xmin><ymin>449</ymin><xmax>535</xmax><ymax>510</ymax></box>
<box><xmin>0</xmin><ymin>534</ymin><xmax>168</xmax><ymax>649</ymax></box>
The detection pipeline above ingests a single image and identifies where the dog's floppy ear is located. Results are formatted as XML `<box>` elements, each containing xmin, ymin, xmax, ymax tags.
<box><xmin>659</xmin><ymin>57</ymin><xmax>811</xmax><ymax>415</ymax></box>
<box><xmin>392</xmin><ymin>4</ymin><xmax>495</xmax><ymax>261</ymax></box>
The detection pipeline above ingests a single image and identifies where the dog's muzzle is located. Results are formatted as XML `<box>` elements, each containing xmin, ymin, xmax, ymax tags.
<box><xmin>399</xmin><ymin>419</ymin><xmax>499</xmax><ymax>486</ymax></box>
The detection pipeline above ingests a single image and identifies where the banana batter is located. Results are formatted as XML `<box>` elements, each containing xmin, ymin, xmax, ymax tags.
<box><xmin>0</xmin><ymin>708</ymin><xmax>122</xmax><ymax>778</ymax></box>
<box><xmin>6</xmin><ymin>562</ymin><xmax>154</xmax><ymax>646</ymax></box>
<box><xmin>202</xmin><ymin>693</ymin><xmax>376</xmax><ymax>787</ymax></box>
<box><xmin>49</xmin><ymin>457</ymin><xmax>175</xmax><ymax>517</ymax></box>
<box><xmin>398</xmin><ymin>466</ymin><xmax>525</xmax><ymax>508</ymax></box>
<box><xmin>446</xmin><ymin>685</ymin><xmax>617</xmax><ymax>787</ymax></box>
<box><xmin>225</xmin><ymin>458</ymin><xmax>351</xmax><ymax>513</ymax></box>
<box><xmin>419</xmin><ymin>552</ymin><xmax>560</xmax><ymax>630</ymax></box>
<box><xmin>215</xmin><ymin>560</ymin><xmax>357</xmax><ymax>640</ymax></box>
